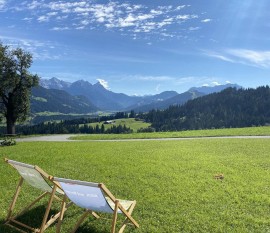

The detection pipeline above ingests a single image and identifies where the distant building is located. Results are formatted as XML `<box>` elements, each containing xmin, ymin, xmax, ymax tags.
<box><xmin>104</xmin><ymin>120</ymin><xmax>115</xmax><ymax>124</ymax></box>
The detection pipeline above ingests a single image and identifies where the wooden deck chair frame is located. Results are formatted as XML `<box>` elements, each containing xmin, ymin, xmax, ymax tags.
<box><xmin>52</xmin><ymin>177</ymin><xmax>139</xmax><ymax>233</ymax></box>
<box><xmin>4</xmin><ymin>158</ymin><xmax>71</xmax><ymax>233</ymax></box>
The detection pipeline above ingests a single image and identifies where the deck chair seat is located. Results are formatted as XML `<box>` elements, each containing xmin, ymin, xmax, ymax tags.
<box><xmin>53</xmin><ymin>177</ymin><xmax>139</xmax><ymax>233</ymax></box>
<box><xmin>105</xmin><ymin>198</ymin><xmax>135</xmax><ymax>212</ymax></box>
<box><xmin>4</xmin><ymin>158</ymin><xmax>70</xmax><ymax>233</ymax></box>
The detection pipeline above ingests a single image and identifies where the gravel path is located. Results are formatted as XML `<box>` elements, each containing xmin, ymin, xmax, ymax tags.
<box><xmin>15</xmin><ymin>134</ymin><xmax>76</xmax><ymax>142</ymax></box>
<box><xmin>11</xmin><ymin>135</ymin><xmax>270</xmax><ymax>142</ymax></box>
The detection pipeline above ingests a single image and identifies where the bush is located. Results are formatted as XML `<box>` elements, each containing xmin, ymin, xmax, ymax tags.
<box><xmin>1</xmin><ymin>138</ymin><xmax>16</xmax><ymax>146</ymax></box>
<box><xmin>137</xmin><ymin>127</ymin><xmax>156</xmax><ymax>133</ymax></box>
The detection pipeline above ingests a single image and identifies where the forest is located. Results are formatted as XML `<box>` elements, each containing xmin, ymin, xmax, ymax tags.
<box><xmin>1</xmin><ymin>86</ymin><xmax>270</xmax><ymax>135</ymax></box>
<box><xmin>0</xmin><ymin>112</ymin><xmax>134</xmax><ymax>135</ymax></box>
<box><xmin>138</xmin><ymin>86</ymin><xmax>270</xmax><ymax>131</ymax></box>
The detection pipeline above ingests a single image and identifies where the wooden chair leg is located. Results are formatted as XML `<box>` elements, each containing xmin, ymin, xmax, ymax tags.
<box><xmin>11</xmin><ymin>192</ymin><xmax>48</xmax><ymax>222</ymax></box>
<box><xmin>91</xmin><ymin>211</ymin><xmax>100</xmax><ymax>219</ymax></box>
<box><xmin>119</xmin><ymin>201</ymin><xmax>137</xmax><ymax>233</ymax></box>
<box><xmin>111</xmin><ymin>200</ymin><xmax>119</xmax><ymax>233</ymax></box>
<box><xmin>39</xmin><ymin>185</ymin><xmax>57</xmax><ymax>233</ymax></box>
<box><xmin>56</xmin><ymin>195</ymin><xmax>67</xmax><ymax>233</ymax></box>
<box><xmin>6</xmin><ymin>177</ymin><xmax>24</xmax><ymax>222</ymax></box>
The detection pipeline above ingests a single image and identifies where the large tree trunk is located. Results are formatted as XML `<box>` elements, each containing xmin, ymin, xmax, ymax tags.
<box><xmin>6</xmin><ymin>118</ymin><xmax>16</xmax><ymax>134</ymax></box>
<box><xmin>6</xmin><ymin>111</ymin><xmax>16</xmax><ymax>134</ymax></box>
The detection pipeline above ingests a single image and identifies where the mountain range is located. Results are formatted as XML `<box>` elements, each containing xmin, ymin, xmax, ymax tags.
<box><xmin>33</xmin><ymin>77</ymin><xmax>241</xmax><ymax>114</ymax></box>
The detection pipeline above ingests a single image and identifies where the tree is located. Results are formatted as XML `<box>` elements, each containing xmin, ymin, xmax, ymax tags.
<box><xmin>0</xmin><ymin>43</ymin><xmax>39</xmax><ymax>134</ymax></box>
<box><xmin>129</xmin><ymin>110</ymin><xmax>135</xmax><ymax>118</ymax></box>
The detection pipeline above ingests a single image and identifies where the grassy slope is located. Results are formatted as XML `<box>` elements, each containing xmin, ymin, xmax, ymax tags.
<box><xmin>70</xmin><ymin>126</ymin><xmax>270</xmax><ymax>140</ymax></box>
<box><xmin>1</xmin><ymin>138</ymin><xmax>270</xmax><ymax>232</ymax></box>
<box><xmin>87</xmin><ymin>118</ymin><xmax>151</xmax><ymax>132</ymax></box>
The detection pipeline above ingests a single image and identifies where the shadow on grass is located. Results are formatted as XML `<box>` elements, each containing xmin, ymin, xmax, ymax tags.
<box><xmin>0</xmin><ymin>204</ymin><xmax>59</xmax><ymax>233</ymax></box>
<box><xmin>1</xmin><ymin>207</ymin><xmax>125</xmax><ymax>233</ymax></box>
<box><xmin>75</xmin><ymin>224</ymin><xmax>108</xmax><ymax>233</ymax></box>
<box><xmin>0</xmin><ymin>220</ymin><xmax>18</xmax><ymax>233</ymax></box>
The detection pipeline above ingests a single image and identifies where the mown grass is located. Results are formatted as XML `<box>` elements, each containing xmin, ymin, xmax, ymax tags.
<box><xmin>70</xmin><ymin>126</ymin><xmax>270</xmax><ymax>140</ymax></box>
<box><xmin>87</xmin><ymin>118</ymin><xmax>151</xmax><ymax>132</ymax></box>
<box><xmin>1</xmin><ymin>138</ymin><xmax>270</xmax><ymax>232</ymax></box>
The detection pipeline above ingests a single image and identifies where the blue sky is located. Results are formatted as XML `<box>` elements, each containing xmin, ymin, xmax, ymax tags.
<box><xmin>1</xmin><ymin>0</ymin><xmax>270</xmax><ymax>95</ymax></box>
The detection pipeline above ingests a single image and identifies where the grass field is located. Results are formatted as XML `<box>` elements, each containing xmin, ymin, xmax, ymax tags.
<box><xmin>70</xmin><ymin>126</ymin><xmax>270</xmax><ymax>140</ymax></box>
<box><xmin>1</xmin><ymin>136</ymin><xmax>270</xmax><ymax>232</ymax></box>
<box><xmin>87</xmin><ymin>118</ymin><xmax>151</xmax><ymax>132</ymax></box>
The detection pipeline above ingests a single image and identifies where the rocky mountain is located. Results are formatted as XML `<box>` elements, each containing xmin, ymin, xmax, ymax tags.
<box><xmin>39</xmin><ymin>78</ymin><xmax>179</xmax><ymax>111</ymax></box>
<box><xmin>129</xmin><ymin>90</ymin><xmax>204</xmax><ymax>112</ymax></box>
<box><xmin>39</xmin><ymin>77</ymin><xmax>71</xmax><ymax>90</ymax></box>
<box><xmin>38</xmin><ymin>77</ymin><xmax>241</xmax><ymax>113</ymax></box>
<box><xmin>66</xmin><ymin>80</ymin><xmax>139</xmax><ymax>110</ymax></box>
<box><xmin>189</xmin><ymin>83</ymin><xmax>241</xmax><ymax>94</ymax></box>
<box><xmin>31</xmin><ymin>86</ymin><xmax>98</xmax><ymax>114</ymax></box>
<box><xmin>125</xmin><ymin>91</ymin><xmax>178</xmax><ymax>110</ymax></box>
<box><xmin>129</xmin><ymin>84</ymin><xmax>241</xmax><ymax>112</ymax></box>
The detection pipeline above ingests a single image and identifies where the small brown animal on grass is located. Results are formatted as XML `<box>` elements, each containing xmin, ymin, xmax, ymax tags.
<box><xmin>214</xmin><ymin>174</ymin><xmax>224</xmax><ymax>180</ymax></box>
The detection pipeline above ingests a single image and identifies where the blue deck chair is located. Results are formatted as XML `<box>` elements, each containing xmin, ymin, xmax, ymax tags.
<box><xmin>4</xmin><ymin>158</ymin><xmax>71</xmax><ymax>233</ymax></box>
<box><xmin>53</xmin><ymin>177</ymin><xmax>139</xmax><ymax>233</ymax></box>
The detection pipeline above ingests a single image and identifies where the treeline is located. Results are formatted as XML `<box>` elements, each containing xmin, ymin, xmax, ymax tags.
<box><xmin>12</xmin><ymin>122</ymin><xmax>133</xmax><ymax>135</ymax></box>
<box><xmin>31</xmin><ymin>110</ymin><xmax>135</xmax><ymax>125</ymax></box>
<box><xmin>0</xmin><ymin>111</ymin><xmax>135</xmax><ymax>135</ymax></box>
<box><xmin>61</xmin><ymin>111</ymin><xmax>135</xmax><ymax>125</ymax></box>
<box><xmin>138</xmin><ymin>86</ymin><xmax>270</xmax><ymax>131</ymax></box>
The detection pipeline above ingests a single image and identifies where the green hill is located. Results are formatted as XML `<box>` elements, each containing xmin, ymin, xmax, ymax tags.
<box><xmin>140</xmin><ymin>86</ymin><xmax>270</xmax><ymax>131</ymax></box>
<box><xmin>31</xmin><ymin>86</ymin><xmax>98</xmax><ymax>114</ymax></box>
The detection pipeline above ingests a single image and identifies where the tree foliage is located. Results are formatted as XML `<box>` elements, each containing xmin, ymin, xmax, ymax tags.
<box><xmin>138</xmin><ymin>86</ymin><xmax>270</xmax><ymax>131</ymax></box>
<box><xmin>0</xmin><ymin>43</ymin><xmax>39</xmax><ymax>134</ymax></box>
<box><xmin>0</xmin><ymin>121</ymin><xmax>133</xmax><ymax>135</ymax></box>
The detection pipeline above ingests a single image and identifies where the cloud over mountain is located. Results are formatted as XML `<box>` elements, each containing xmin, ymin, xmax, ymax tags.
<box><xmin>6</xmin><ymin>1</ymin><xmax>210</xmax><ymax>40</ymax></box>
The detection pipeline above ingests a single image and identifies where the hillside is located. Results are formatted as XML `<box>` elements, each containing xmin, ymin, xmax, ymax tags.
<box><xmin>188</xmin><ymin>83</ymin><xmax>241</xmax><ymax>94</ymax></box>
<box><xmin>140</xmin><ymin>86</ymin><xmax>270</xmax><ymax>131</ymax></box>
<box><xmin>31</xmin><ymin>86</ymin><xmax>98</xmax><ymax>114</ymax></box>
<box><xmin>130</xmin><ymin>90</ymin><xmax>204</xmax><ymax>112</ymax></box>
<box><xmin>39</xmin><ymin>77</ymin><xmax>240</xmax><ymax>112</ymax></box>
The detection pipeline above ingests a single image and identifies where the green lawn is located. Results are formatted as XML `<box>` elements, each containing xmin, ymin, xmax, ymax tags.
<box><xmin>1</xmin><ymin>138</ymin><xmax>270</xmax><ymax>232</ymax></box>
<box><xmin>87</xmin><ymin>118</ymin><xmax>151</xmax><ymax>132</ymax></box>
<box><xmin>70</xmin><ymin>126</ymin><xmax>270</xmax><ymax>140</ymax></box>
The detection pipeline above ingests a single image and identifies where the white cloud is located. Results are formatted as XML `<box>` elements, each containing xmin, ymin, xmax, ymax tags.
<box><xmin>135</xmin><ymin>75</ymin><xmax>175</xmax><ymax>81</ymax></box>
<box><xmin>0</xmin><ymin>0</ymin><xmax>6</xmax><ymax>9</ymax></box>
<box><xmin>155</xmin><ymin>84</ymin><xmax>161</xmax><ymax>92</ymax></box>
<box><xmin>51</xmin><ymin>26</ymin><xmax>69</xmax><ymax>31</ymax></box>
<box><xmin>27</xmin><ymin>0</ymin><xmax>41</xmax><ymax>10</ymax></box>
<box><xmin>202</xmin><ymin>81</ymin><xmax>223</xmax><ymax>87</ymax></box>
<box><xmin>9</xmin><ymin>1</ymin><xmax>205</xmax><ymax>40</ymax></box>
<box><xmin>176</xmin><ymin>14</ymin><xmax>198</xmax><ymax>20</ymax></box>
<box><xmin>22</xmin><ymin>17</ymin><xmax>33</xmax><ymax>21</ymax></box>
<box><xmin>175</xmin><ymin>5</ymin><xmax>187</xmax><ymax>11</ymax></box>
<box><xmin>0</xmin><ymin>35</ymin><xmax>62</xmax><ymax>60</ymax></box>
<box><xmin>81</xmin><ymin>19</ymin><xmax>90</xmax><ymax>25</ymax></box>
<box><xmin>204</xmin><ymin>49</ymin><xmax>270</xmax><ymax>68</ymax></box>
<box><xmin>189</xmin><ymin>27</ymin><xmax>200</xmax><ymax>31</ymax></box>
<box><xmin>97</xmin><ymin>79</ymin><xmax>110</xmax><ymax>90</ymax></box>
<box><xmin>37</xmin><ymin>15</ymin><xmax>50</xmax><ymax>22</ymax></box>
<box><xmin>212</xmin><ymin>81</ymin><xmax>221</xmax><ymax>86</ymax></box>
<box><xmin>176</xmin><ymin>76</ymin><xmax>222</xmax><ymax>87</ymax></box>
<box><xmin>203</xmin><ymin>50</ymin><xmax>235</xmax><ymax>62</ymax></box>
<box><xmin>227</xmin><ymin>49</ymin><xmax>270</xmax><ymax>68</ymax></box>
<box><xmin>47</xmin><ymin>11</ymin><xmax>58</xmax><ymax>16</ymax></box>
<box><xmin>201</xmin><ymin>19</ymin><xmax>211</xmax><ymax>23</ymax></box>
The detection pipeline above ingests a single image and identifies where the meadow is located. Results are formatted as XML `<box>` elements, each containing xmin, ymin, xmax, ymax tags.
<box><xmin>87</xmin><ymin>118</ymin><xmax>151</xmax><ymax>132</ymax></box>
<box><xmin>1</xmin><ymin>137</ymin><xmax>270</xmax><ymax>232</ymax></box>
<box><xmin>70</xmin><ymin>126</ymin><xmax>270</xmax><ymax>140</ymax></box>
